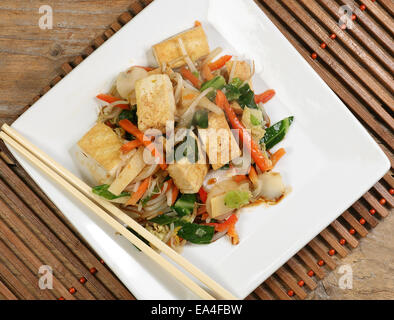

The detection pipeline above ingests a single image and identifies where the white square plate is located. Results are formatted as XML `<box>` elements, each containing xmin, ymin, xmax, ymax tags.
<box><xmin>9</xmin><ymin>0</ymin><xmax>389</xmax><ymax>299</ymax></box>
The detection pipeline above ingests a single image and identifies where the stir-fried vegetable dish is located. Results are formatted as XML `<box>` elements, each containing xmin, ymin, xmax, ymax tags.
<box><xmin>77</xmin><ymin>22</ymin><xmax>293</xmax><ymax>251</ymax></box>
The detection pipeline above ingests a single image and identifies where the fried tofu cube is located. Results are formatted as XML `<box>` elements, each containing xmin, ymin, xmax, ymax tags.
<box><xmin>152</xmin><ymin>26</ymin><xmax>210</xmax><ymax>68</ymax></box>
<box><xmin>135</xmin><ymin>74</ymin><xmax>176</xmax><ymax>133</ymax></box>
<box><xmin>226</xmin><ymin>61</ymin><xmax>251</xmax><ymax>81</ymax></box>
<box><xmin>168</xmin><ymin>158</ymin><xmax>208</xmax><ymax>194</ymax></box>
<box><xmin>77</xmin><ymin>122</ymin><xmax>122</xmax><ymax>175</ymax></box>
<box><xmin>198</xmin><ymin>113</ymin><xmax>241</xmax><ymax>170</ymax></box>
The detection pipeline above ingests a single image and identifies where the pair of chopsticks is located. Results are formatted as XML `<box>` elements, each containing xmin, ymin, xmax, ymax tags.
<box><xmin>0</xmin><ymin>124</ymin><xmax>236</xmax><ymax>300</ymax></box>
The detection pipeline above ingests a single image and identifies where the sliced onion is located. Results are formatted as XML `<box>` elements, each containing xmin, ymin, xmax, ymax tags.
<box><xmin>177</xmin><ymin>87</ymin><xmax>213</xmax><ymax>127</ymax></box>
<box><xmin>211</xmin><ymin>229</ymin><xmax>229</xmax><ymax>242</ymax></box>
<box><xmin>145</xmin><ymin>192</ymin><xmax>166</xmax><ymax>207</ymax></box>
<box><xmin>101</xmin><ymin>106</ymin><xmax>123</xmax><ymax>121</ymax></box>
<box><xmin>198</xmin><ymin>96</ymin><xmax>223</xmax><ymax>115</ymax></box>
<box><xmin>166</xmin><ymin>187</ymin><xmax>173</xmax><ymax>206</ymax></box>
<box><xmin>258</xmin><ymin>102</ymin><xmax>271</xmax><ymax>127</ymax></box>
<box><xmin>202</xmin><ymin>47</ymin><xmax>223</xmax><ymax>66</ymax></box>
<box><xmin>178</xmin><ymin>38</ymin><xmax>198</xmax><ymax>74</ymax></box>
<box><xmin>134</xmin><ymin>164</ymin><xmax>159</xmax><ymax>182</ymax></box>
<box><xmin>229</xmin><ymin>59</ymin><xmax>238</xmax><ymax>83</ymax></box>
<box><xmin>174</xmin><ymin>72</ymin><xmax>183</xmax><ymax>104</ymax></box>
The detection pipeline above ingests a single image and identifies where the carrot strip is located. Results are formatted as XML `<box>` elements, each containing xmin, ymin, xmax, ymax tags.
<box><xmin>201</xmin><ymin>213</ymin><xmax>209</xmax><ymax>220</ymax></box>
<box><xmin>194</xmin><ymin>20</ymin><xmax>202</xmax><ymax>27</ymax></box>
<box><xmin>206</xmin><ymin>214</ymin><xmax>238</xmax><ymax>233</ymax></box>
<box><xmin>233</xmin><ymin>175</ymin><xmax>248</xmax><ymax>183</ymax></box>
<box><xmin>96</xmin><ymin>94</ymin><xmax>129</xmax><ymax>110</ymax></box>
<box><xmin>180</xmin><ymin>67</ymin><xmax>202</xmax><ymax>89</ymax></box>
<box><xmin>271</xmin><ymin>148</ymin><xmax>286</xmax><ymax>167</ymax></box>
<box><xmin>215</xmin><ymin>90</ymin><xmax>272</xmax><ymax>172</ymax></box>
<box><xmin>120</xmin><ymin>140</ymin><xmax>143</xmax><ymax>154</ymax></box>
<box><xmin>254</xmin><ymin>89</ymin><xmax>276</xmax><ymax>104</ymax></box>
<box><xmin>208</xmin><ymin>55</ymin><xmax>232</xmax><ymax>71</ymax></box>
<box><xmin>202</xmin><ymin>64</ymin><xmax>214</xmax><ymax>81</ymax></box>
<box><xmin>183</xmin><ymin>93</ymin><xmax>196</xmax><ymax>100</ymax></box>
<box><xmin>248</xmin><ymin>165</ymin><xmax>259</xmax><ymax>187</ymax></box>
<box><xmin>133</xmin><ymin>65</ymin><xmax>154</xmax><ymax>71</ymax></box>
<box><xmin>171</xmin><ymin>186</ymin><xmax>179</xmax><ymax>206</ymax></box>
<box><xmin>227</xmin><ymin>224</ymin><xmax>239</xmax><ymax>245</ymax></box>
<box><xmin>198</xmin><ymin>187</ymin><xmax>208</xmax><ymax>203</ymax></box>
<box><xmin>126</xmin><ymin>177</ymin><xmax>151</xmax><ymax>206</ymax></box>
<box><xmin>118</xmin><ymin>119</ymin><xmax>167</xmax><ymax>170</ymax></box>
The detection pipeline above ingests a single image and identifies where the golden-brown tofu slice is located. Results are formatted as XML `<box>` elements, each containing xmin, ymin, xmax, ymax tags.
<box><xmin>135</xmin><ymin>74</ymin><xmax>175</xmax><ymax>133</ymax></box>
<box><xmin>152</xmin><ymin>26</ymin><xmax>210</xmax><ymax>68</ymax></box>
<box><xmin>168</xmin><ymin>158</ymin><xmax>208</xmax><ymax>194</ymax></box>
<box><xmin>77</xmin><ymin>122</ymin><xmax>122</xmax><ymax>174</ymax></box>
<box><xmin>226</xmin><ymin>61</ymin><xmax>251</xmax><ymax>81</ymax></box>
<box><xmin>198</xmin><ymin>113</ymin><xmax>241</xmax><ymax>170</ymax></box>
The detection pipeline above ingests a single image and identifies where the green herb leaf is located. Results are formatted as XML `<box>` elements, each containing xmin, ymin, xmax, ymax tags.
<box><xmin>149</xmin><ymin>214</ymin><xmax>179</xmax><ymax>226</ymax></box>
<box><xmin>224</xmin><ymin>190</ymin><xmax>250</xmax><ymax>209</ymax></box>
<box><xmin>118</xmin><ymin>106</ymin><xmax>138</xmax><ymax>140</ymax></box>
<box><xmin>172</xmin><ymin>194</ymin><xmax>196</xmax><ymax>217</ymax></box>
<box><xmin>261</xmin><ymin>116</ymin><xmax>294</xmax><ymax>150</ymax></box>
<box><xmin>177</xmin><ymin>223</ymin><xmax>215</xmax><ymax>244</ymax></box>
<box><xmin>238</xmin><ymin>84</ymin><xmax>258</xmax><ymax>109</ymax></box>
<box><xmin>200</xmin><ymin>76</ymin><xmax>226</xmax><ymax>99</ymax></box>
<box><xmin>191</xmin><ymin>109</ymin><xmax>209</xmax><ymax>128</ymax></box>
<box><xmin>230</xmin><ymin>77</ymin><xmax>243</xmax><ymax>88</ymax></box>
<box><xmin>224</xmin><ymin>84</ymin><xmax>241</xmax><ymax>101</ymax></box>
<box><xmin>92</xmin><ymin>185</ymin><xmax>130</xmax><ymax>200</ymax></box>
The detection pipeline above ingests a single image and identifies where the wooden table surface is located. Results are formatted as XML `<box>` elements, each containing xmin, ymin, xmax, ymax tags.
<box><xmin>0</xmin><ymin>0</ymin><xmax>392</xmax><ymax>300</ymax></box>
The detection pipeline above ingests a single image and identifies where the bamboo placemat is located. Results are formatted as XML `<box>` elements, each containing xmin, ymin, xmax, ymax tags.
<box><xmin>0</xmin><ymin>0</ymin><xmax>392</xmax><ymax>300</ymax></box>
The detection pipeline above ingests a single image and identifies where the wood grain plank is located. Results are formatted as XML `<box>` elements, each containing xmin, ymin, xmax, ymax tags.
<box><xmin>0</xmin><ymin>280</ymin><xmax>17</xmax><ymax>300</ymax></box>
<box><xmin>363</xmin><ymin>192</ymin><xmax>389</xmax><ymax>217</ymax></box>
<box><xmin>257</xmin><ymin>0</ymin><xmax>394</xmax><ymax>151</ymax></box>
<box><xmin>283</xmin><ymin>0</ymin><xmax>394</xmax><ymax>110</ymax></box>
<box><xmin>0</xmin><ymin>198</ymin><xmax>93</xmax><ymax>299</ymax></box>
<box><xmin>299</xmin><ymin>0</ymin><xmax>394</xmax><ymax>92</ymax></box>
<box><xmin>297</xmin><ymin>248</ymin><xmax>325</xmax><ymax>279</ymax></box>
<box><xmin>0</xmin><ymin>260</ymin><xmax>35</xmax><ymax>299</ymax></box>
<box><xmin>317</xmin><ymin>0</ymin><xmax>394</xmax><ymax>73</ymax></box>
<box><xmin>342</xmin><ymin>211</ymin><xmax>368</xmax><ymax>236</ymax></box>
<box><xmin>382</xmin><ymin>172</ymin><xmax>394</xmax><ymax>188</ymax></box>
<box><xmin>253</xmin><ymin>286</ymin><xmax>274</xmax><ymax>300</ymax></box>
<box><xmin>286</xmin><ymin>257</ymin><xmax>317</xmax><ymax>290</ymax></box>
<box><xmin>0</xmin><ymin>238</ymin><xmax>55</xmax><ymax>299</ymax></box>
<box><xmin>362</xmin><ymin>0</ymin><xmax>394</xmax><ymax>33</ymax></box>
<box><xmin>373</xmin><ymin>182</ymin><xmax>394</xmax><ymax>207</ymax></box>
<box><xmin>330</xmin><ymin>220</ymin><xmax>359</xmax><ymax>248</ymax></box>
<box><xmin>0</xmin><ymin>215</ymin><xmax>78</xmax><ymax>300</ymax></box>
<box><xmin>264</xmin><ymin>276</ymin><xmax>292</xmax><ymax>300</ymax></box>
<box><xmin>352</xmin><ymin>201</ymin><xmax>379</xmax><ymax>228</ymax></box>
<box><xmin>0</xmin><ymin>158</ymin><xmax>134</xmax><ymax>300</ymax></box>
<box><xmin>320</xmin><ymin>229</ymin><xmax>349</xmax><ymax>258</ymax></box>
<box><xmin>273</xmin><ymin>0</ymin><xmax>394</xmax><ymax>129</ymax></box>
<box><xmin>276</xmin><ymin>267</ymin><xmax>307</xmax><ymax>299</ymax></box>
<box><xmin>338</xmin><ymin>0</ymin><xmax>394</xmax><ymax>52</ymax></box>
<box><xmin>308</xmin><ymin>238</ymin><xmax>336</xmax><ymax>270</ymax></box>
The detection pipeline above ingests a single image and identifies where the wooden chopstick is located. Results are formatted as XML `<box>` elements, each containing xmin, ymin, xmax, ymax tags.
<box><xmin>1</xmin><ymin>124</ymin><xmax>237</xmax><ymax>300</ymax></box>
